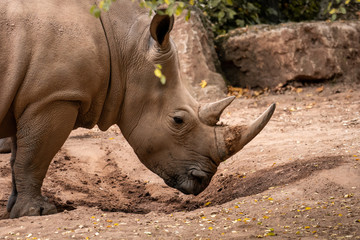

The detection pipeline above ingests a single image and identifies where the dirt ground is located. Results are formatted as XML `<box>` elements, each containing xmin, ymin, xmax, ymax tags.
<box><xmin>0</xmin><ymin>81</ymin><xmax>359</xmax><ymax>239</ymax></box>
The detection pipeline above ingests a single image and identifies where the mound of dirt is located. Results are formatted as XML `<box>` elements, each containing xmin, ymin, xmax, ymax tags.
<box><xmin>0</xmin><ymin>81</ymin><xmax>359</xmax><ymax>239</ymax></box>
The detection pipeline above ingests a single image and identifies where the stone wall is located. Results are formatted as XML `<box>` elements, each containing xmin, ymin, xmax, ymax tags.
<box><xmin>217</xmin><ymin>21</ymin><xmax>360</xmax><ymax>88</ymax></box>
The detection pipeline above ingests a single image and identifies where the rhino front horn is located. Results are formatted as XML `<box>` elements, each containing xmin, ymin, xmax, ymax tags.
<box><xmin>199</xmin><ymin>96</ymin><xmax>235</xmax><ymax>126</ymax></box>
<box><xmin>215</xmin><ymin>103</ymin><xmax>276</xmax><ymax>162</ymax></box>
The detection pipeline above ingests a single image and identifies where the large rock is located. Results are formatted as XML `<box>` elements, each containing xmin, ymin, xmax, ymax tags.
<box><xmin>218</xmin><ymin>21</ymin><xmax>360</xmax><ymax>88</ymax></box>
<box><xmin>173</xmin><ymin>9</ymin><xmax>227</xmax><ymax>101</ymax></box>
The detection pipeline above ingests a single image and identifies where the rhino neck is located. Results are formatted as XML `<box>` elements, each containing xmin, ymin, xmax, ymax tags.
<box><xmin>96</xmin><ymin>0</ymin><xmax>148</xmax><ymax>130</ymax></box>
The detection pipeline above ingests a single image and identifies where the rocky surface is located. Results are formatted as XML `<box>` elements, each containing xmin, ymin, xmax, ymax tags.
<box><xmin>172</xmin><ymin>9</ymin><xmax>227</xmax><ymax>101</ymax></box>
<box><xmin>218</xmin><ymin>21</ymin><xmax>360</xmax><ymax>88</ymax></box>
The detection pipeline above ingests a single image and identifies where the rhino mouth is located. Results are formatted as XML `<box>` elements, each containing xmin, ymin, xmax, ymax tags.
<box><xmin>165</xmin><ymin>167</ymin><xmax>213</xmax><ymax>196</ymax></box>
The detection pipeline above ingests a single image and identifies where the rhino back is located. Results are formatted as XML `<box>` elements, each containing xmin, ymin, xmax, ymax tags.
<box><xmin>0</xmin><ymin>0</ymin><xmax>110</xmax><ymax>129</ymax></box>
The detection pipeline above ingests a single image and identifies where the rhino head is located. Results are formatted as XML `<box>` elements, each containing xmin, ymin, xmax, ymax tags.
<box><xmin>116</xmin><ymin>13</ymin><xmax>275</xmax><ymax>195</ymax></box>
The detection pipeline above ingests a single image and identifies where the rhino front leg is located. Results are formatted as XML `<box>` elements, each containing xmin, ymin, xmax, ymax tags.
<box><xmin>10</xmin><ymin>101</ymin><xmax>78</xmax><ymax>218</ymax></box>
<box><xmin>7</xmin><ymin>136</ymin><xmax>18</xmax><ymax>212</ymax></box>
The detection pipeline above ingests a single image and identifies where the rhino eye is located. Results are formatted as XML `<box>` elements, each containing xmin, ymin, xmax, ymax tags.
<box><xmin>173</xmin><ymin>116</ymin><xmax>184</xmax><ymax>124</ymax></box>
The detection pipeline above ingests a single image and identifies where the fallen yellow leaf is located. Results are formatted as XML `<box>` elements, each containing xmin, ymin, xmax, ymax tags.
<box><xmin>199</xmin><ymin>80</ymin><xmax>207</xmax><ymax>88</ymax></box>
<box><xmin>316</xmin><ymin>86</ymin><xmax>324</xmax><ymax>93</ymax></box>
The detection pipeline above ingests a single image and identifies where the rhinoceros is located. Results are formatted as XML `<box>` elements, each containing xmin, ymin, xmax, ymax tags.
<box><xmin>0</xmin><ymin>138</ymin><xmax>11</xmax><ymax>153</ymax></box>
<box><xmin>0</xmin><ymin>0</ymin><xmax>275</xmax><ymax>218</ymax></box>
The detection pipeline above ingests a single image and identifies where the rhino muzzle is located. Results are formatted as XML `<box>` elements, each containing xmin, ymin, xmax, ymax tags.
<box><xmin>176</xmin><ymin>168</ymin><xmax>213</xmax><ymax>196</ymax></box>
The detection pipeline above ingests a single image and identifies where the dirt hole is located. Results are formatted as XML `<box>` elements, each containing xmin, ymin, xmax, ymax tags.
<box><xmin>44</xmin><ymin>155</ymin><xmax>344</xmax><ymax>215</ymax></box>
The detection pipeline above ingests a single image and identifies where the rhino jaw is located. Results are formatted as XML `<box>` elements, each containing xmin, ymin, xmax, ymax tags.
<box><xmin>215</xmin><ymin>103</ymin><xmax>276</xmax><ymax>162</ymax></box>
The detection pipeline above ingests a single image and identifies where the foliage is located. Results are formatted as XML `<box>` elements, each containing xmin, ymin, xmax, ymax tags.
<box><xmin>90</xmin><ymin>0</ymin><xmax>116</xmax><ymax>18</ymax></box>
<box><xmin>90</xmin><ymin>0</ymin><xmax>262</xmax><ymax>35</ymax></box>
<box><xmin>91</xmin><ymin>0</ymin><xmax>360</xmax><ymax>35</ymax></box>
<box><xmin>91</xmin><ymin>0</ymin><xmax>192</xmax><ymax>18</ymax></box>
<box><xmin>280</xmin><ymin>0</ymin><xmax>320</xmax><ymax>22</ymax></box>
<box><xmin>196</xmin><ymin>0</ymin><xmax>261</xmax><ymax>35</ymax></box>
<box><xmin>139</xmin><ymin>0</ymin><xmax>191</xmax><ymax>18</ymax></box>
<box><xmin>325</xmin><ymin>0</ymin><xmax>360</xmax><ymax>21</ymax></box>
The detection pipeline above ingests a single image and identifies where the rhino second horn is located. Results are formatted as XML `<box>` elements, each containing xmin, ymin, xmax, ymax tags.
<box><xmin>199</xmin><ymin>96</ymin><xmax>235</xmax><ymax>126</ymax></box>
<box><xmin>215</xmin><ymin>103</ymin><xmax>276</xmax><ymax>162</ymax></box>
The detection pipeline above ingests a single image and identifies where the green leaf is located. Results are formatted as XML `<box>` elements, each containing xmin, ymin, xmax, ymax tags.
<box><xmin>331</xmin><ymin>13</ymin><xmax>337</xmax><ymax>21</ymax></box>
<box><xmin>178</xmin><ymin>2</ymin><xmax>185</xmax><ymax>8</ymax></box>
<box><xmin>166</xmin><ymin>6</ymin><xmax>175</xmax><ymax>16</ymax></box>
<box><xmin>226</xmin><ymin>0</ymin><xmax>233</xmax><ymax>6</ymax></box>
<box><xmin>339</xmin><ymin>6</ymin><xmax>346</xmax><ymax>14</ymax></box>
<box><xmin>267</xmin><ymin>7</ymin><xmax>278</xmax><ymax>16</ymax></box>
<box><xmin>218</xmin><ymin>10</ymin><xmax>225</xmax><ymax>20</ymax></box>
<box><xmin>185</xmin><ymin>10</ymin><xmax>191</xmax><ymax>21</ymax></box>
<box><xmin>236</xmin><ymin>19</ymin><xmax>245</xmax><ymax>27</ymax></box>
<box><xmin>226</xmin><ymin>8</ymin><xmax>237</xmax><ymax>19</ymax></box>
<box><xmin>175</xmin><ymin>6</ymin><xmax>183</xmax><ymax>16</ymax></box>
<box><xmin>247</xmin><ymin>2</ymin><xmax>257</xmax><ymax>11</ymax></box>
<box><xmin>211</xmin><ymin>0</ymin><xmax>221</xmax><ymax>8</ymax></box>
<box><xmin>90</xmin><ymin>5</ymin><xmax>101</xmax><ymax>18</ymax></box>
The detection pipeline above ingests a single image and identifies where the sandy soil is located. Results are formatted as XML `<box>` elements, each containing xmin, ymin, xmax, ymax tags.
<box><xmin>0</xmin><ymin>81</ymin><xmax>359</xmax><ymax>239</ymax></box>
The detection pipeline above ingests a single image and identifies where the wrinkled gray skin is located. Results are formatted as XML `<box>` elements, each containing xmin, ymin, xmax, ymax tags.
<box><xmin>0</xmin><ymin>138</ymin><xmax>11</xmax><ymax>153</ymax></box>
<box><xmin>0</xmin><ymin>0</ymin><xmax>275</xmax><ymax>218</ymax></box>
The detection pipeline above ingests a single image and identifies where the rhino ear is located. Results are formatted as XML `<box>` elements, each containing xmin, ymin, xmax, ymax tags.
<box><xmin>150</xmin><ymin>12</ymin><xmax>174</xmax><ymax>48</ymax></box>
